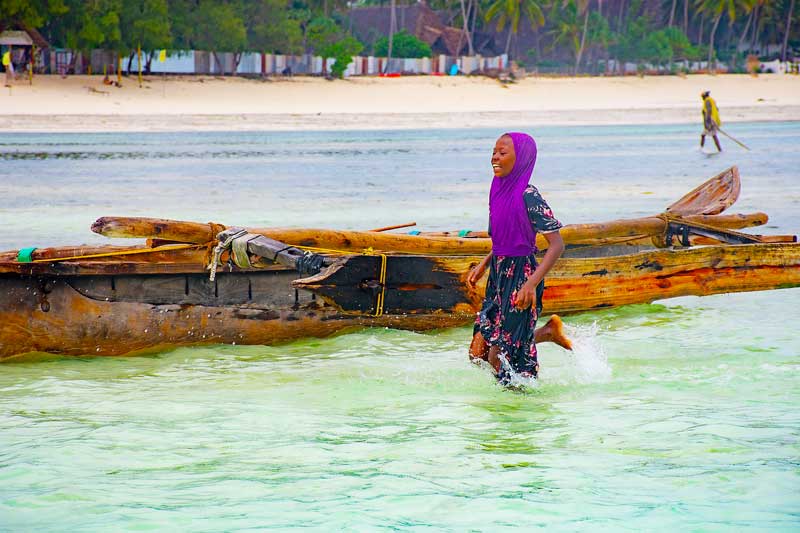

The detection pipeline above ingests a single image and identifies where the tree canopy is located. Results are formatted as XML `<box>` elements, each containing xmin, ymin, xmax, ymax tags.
<box><xmin>1</xmin><ymin>0</ymin><xmax>796</xmax><ymax>74</ymax></box>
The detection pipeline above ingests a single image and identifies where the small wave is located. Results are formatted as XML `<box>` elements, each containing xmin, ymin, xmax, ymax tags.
<box><xmin>484</xmin><ymin>321</ymin><xmax>611</xmax><ymax>391</ymax></box>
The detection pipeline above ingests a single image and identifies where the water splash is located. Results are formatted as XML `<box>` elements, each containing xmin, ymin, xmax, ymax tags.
<box><xmin>539</xmin><ymin>321</ymin><xmax>611</xmax><ymax>385</ymax></box>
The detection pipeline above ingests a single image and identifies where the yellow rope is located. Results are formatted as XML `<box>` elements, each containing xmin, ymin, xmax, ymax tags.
<box><xmin>31</xmin><ymin>243</ymin><xmax>202</xmax><ymax>263</ymax></box>
<box><xmin>291</xmin><ymin>243</ymin><xmax>418</xmax><ymax>256</ymax></box>
<box><xmin>287</xmin><ymin>244</ymin><xmax>389</xmax><ymax>316</ymax></box>
<box><xmin>289</xmin><ymin>244</ymin><xmax>356</xmax><ymax>255</ymax></box>
<box><xmin>374</xmin><ymin>253</ymin><xmax>387</xmax><ymax>317</ymax></box>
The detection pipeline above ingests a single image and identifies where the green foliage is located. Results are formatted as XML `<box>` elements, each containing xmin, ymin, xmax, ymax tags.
<box><xmin>193</xmin><ymin>0</ymin><xmax>247</xmax><ymax>53</ymax></box>
<box><xmin>641</xmin><ymin>30</ymin><xmax>672</xmax><ymax>64</ymax></box>
<box><xmin>246</xmin><ymin>0</ymin><xmax>304</xmax><ymax>54</ymax></box>
<box><xmin>485</xmin><ymin>0</ymin><xmax>545</xmax><ymax>33</ymax></box>
<box><xmin>10</xmin><ymin>0</ymin><xmax>799</xmax><ymax>75</ymax></box>
<box><xmin>374</xmin><ymin>31</ymin><xmax>432</xmax><ymax>58</ymax></box>
<box><xmin>166</xmin><ymin>0</ymin><xmax>195</xmax><ymax>49</ymax></box>
<box><xmin>322</xmin><ymin>35</ymin><xmax>364</xmax><ymax>78</ymax></box>
<box><xmin>662</xmin><ymin>27</ymin><xmax>700</xmax><ymax>60</ymax></box>
<box><xmin>121</xmin><ymin>0</ymin><xmax>171</xmax><ymax>52</ymax></box>
<box><xmin>609</xmin><ymin>15</ymin><xmax>651</xmax><ymax>65</ymax></box>
<box><xmin>64</xmin><ymin>0</ymin><xmax>122</xmax><ymax>52</ymax></box>
<box><xmin>548</xmin><ymin>0</ymin><xmax>581</xmax><ymax>59</ymax></box>
<box><xmin>306</xmin><ymin>16</ymin><xmax>342</xmax><ymax>54</ymax></box>
<box><xmin>587</xmin><ymin>11</ymin><xmax>612</xmax><ymax>50</ymax></box>
<box><xmin>0</xmin><ymin>0</ymin><xmax>66</xmax><ymax>27</ymax></box>
<box><xmin>302</xmin><ymin>14</ymin><xmax>363</xmax><ymax>76</ymax></box>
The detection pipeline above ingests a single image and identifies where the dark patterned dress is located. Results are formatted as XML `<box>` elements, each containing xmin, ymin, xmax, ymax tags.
<box><xmin>474</xmin><ymin>185</ymin><xmax>563</xmax><ymax>382</ymax></box>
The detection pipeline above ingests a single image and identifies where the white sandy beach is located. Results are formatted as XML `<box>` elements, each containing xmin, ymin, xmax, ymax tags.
<box><xmin>1</xmin><ymin>73</ymin><xmax>798</xmax><ymax>131</ymax></box>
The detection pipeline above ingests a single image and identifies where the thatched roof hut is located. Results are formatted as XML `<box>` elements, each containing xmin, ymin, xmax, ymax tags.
<box><xmin>0</xmin><ymin>26</ymin><xmax>50</xmax><ymax>49</ymax></box>
<box><xmin>350</xmin><ymin>2</ymin><xmax>494</xmax><ymax>56</ymax></box>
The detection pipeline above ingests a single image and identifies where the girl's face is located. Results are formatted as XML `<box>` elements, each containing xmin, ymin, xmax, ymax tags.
<box><xmin>492</xmin><ymin>136</ymin><xmax>515</xmax><ymax>178</ymax></box>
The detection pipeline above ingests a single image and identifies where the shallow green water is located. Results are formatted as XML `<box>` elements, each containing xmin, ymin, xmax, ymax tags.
<box><xmin>1</xmin><ymin>124</ymin><xmax>799</xmax><ymax>530</ymax></box>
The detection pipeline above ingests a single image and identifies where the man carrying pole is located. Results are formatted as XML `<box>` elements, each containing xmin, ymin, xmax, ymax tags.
<box><xmin>700</xmin><ymin>90</ymin><xmax>722</xmax><ymax>152</ymax></box>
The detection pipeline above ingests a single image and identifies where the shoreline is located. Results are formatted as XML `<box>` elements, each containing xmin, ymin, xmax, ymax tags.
<box><xmin>1</xmin><ymin>73</ymin><xmax>797</xmax><ymax>132</ymax></box>
<box><xmin>2</xmin><ymin>107</ymin><xmax>800</xmax><ymax>133</ymax></box>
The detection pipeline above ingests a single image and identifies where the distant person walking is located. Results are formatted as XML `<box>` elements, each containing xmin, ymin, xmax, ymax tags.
<box><xmin>700</xmin><ymin>91</ymin><xmax>722</xmax><ymax>152</ymax></box>
<box><xmin>3</xmin><ymin>48</ymin><xmax>14</xmax><ymax>87</ymax></box>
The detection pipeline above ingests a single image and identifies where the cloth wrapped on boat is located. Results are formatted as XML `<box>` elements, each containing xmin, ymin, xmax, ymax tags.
<box><xmin>231</xmin><ymin>233</ymin><xmax>262</xmax><ymax>268</ymax></box>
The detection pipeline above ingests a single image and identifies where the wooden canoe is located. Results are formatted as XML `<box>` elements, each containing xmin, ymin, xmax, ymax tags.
<box><xmin>2</xmin><ymin>166</ymin><xmax>799</xmax><ymax>360</ymax></box>
<box><xmin>2</xmin><ymin>240</ymin><xmax>799</xmax><ymax>360</ymax></box>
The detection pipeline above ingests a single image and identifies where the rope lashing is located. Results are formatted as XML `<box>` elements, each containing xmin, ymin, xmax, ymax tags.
<box><xmin>209</xmin><ymin>229</ymin><xmax>247</xmax><ymax>281</ymax></box>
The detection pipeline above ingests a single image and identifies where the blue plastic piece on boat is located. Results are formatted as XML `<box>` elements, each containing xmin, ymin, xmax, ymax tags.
<box><xmin>408</xmin><ymin>230</ymin><xmax>421</xmax><ymax>235</ymax></box>
<box><xmin>458</xmin><ymin>230</ymin><xmax>471</xmax><ymax>237</ymax></box>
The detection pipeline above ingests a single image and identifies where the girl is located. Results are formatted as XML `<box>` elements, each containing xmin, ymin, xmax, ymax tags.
<box><xmin>467</xmin><ymin>132</ymin><xmax>570</xmax><ymax>384</ymax></box>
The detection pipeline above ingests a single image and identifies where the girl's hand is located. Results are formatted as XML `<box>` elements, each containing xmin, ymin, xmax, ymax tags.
<box><xmin>515</xmin><ymin>279</ymin><xmax>539</xmax><ymax>310</ymax></box>
<box><xmin>467</xmin><ymin>264</ymin><xmax>486</xmax><ymax>287</ymax></box>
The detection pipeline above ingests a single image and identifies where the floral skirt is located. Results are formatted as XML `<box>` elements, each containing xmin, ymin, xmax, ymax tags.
<box><xmin>474</xmin><ymin>254</ymin><xmax>545</xmax><ymax>380</ymax></box>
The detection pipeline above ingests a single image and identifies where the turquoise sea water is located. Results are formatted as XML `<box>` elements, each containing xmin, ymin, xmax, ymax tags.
<box><xmin>1</xmin><ymin>123</ymin><xmax>799</xmax><ymax>530</ymax></box>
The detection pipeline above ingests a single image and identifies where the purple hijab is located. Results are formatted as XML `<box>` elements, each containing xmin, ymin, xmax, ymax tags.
<box><xmin>489</xmin><ymin>132</ymin><xmax>538</xmax><ymax>256</ymax></box>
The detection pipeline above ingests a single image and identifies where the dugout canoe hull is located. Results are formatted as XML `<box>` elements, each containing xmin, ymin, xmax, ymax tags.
<box><xmin>2</xmin><ymin>242</ymin><xmax>799</xmax><ymax>360</ymax></box>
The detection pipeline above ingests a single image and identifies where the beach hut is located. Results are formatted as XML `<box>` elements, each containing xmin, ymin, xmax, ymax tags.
<box><xmin>0</xmin><ymin>27</ymin><xmax>50</xmax><ymax>75</ymax></box>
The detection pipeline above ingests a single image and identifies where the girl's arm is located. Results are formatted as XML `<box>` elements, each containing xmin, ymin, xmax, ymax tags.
<box><xmin>467</xmin><ymin>252</ymin><xmax>493</xmax><ymax>287</ymax></box>
<box><xmin>515</xmin><ymin>231</ymin><xmax>564</xmax><ymax>310</ymax></box>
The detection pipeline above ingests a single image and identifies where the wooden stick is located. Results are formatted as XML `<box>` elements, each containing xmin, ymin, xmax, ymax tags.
<box><xmin>718</xmin><ymin>128</ymin><xmax>751</xmax><ymax>151</ymax></box>
<box><xmin>369</xmin><ymin>222</ymin><xmax>417</xmax><ymax>232</ymax></box>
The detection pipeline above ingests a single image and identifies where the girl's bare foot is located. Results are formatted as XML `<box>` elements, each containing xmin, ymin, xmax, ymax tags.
<box><xmin>534</xmin><ymin>315</ymin><xmax>573</xmax><ymax>351</ymax></box>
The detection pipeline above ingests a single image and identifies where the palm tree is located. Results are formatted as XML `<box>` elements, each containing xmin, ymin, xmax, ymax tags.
<box><xmin>385</xmin><ymin>0</ymin><xmax>397</xmax><ymax>73</ymax></box>
<box><xmin>695</xmin><ymin>0</ymin><xmax>748</xmax><ymax>72</ymax></box>
<box><xmin>549</xmin><ymin>0</ymin><xmax>582</xmax><ymax>68</ymax></box>
<box><xmin>668</xmin><ymin>0</ymin><xmax>678</xmax><ymax>26</ymax></box>
<box><xmin>485</xmin><ymin>0</ymin><xmax>546</xmax><ymax>56</ymax></box>
<box><xmin>782</xmin><ymin>0</ymin><xmax>796</xmax><ymax>61</ymax></box>
<box><xmin>574</xmin><ymin>0</ymin><xmax>592</xmax><ymax>73</ymax></box>
<box><xmin>738</xmin><ymin>1</ymin><xmax>757</xmax><ymax>50</ymax></box>
<box><xmin>459</xmin><ymin>0</ymin><xmax>475</xmax><ymax>55</ymax></box>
